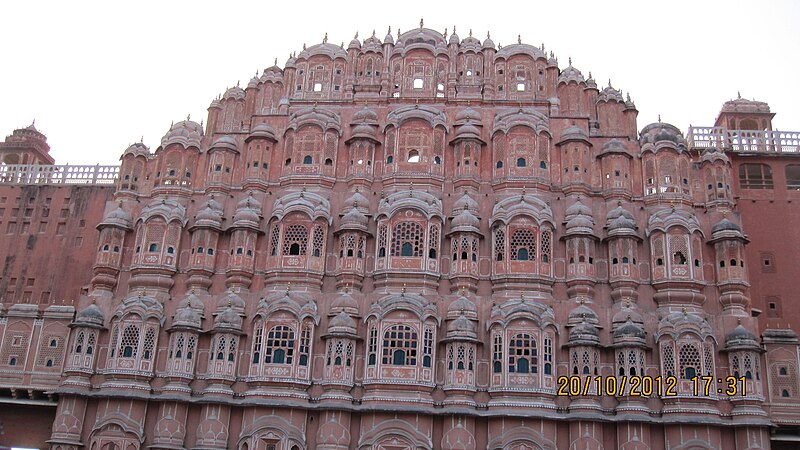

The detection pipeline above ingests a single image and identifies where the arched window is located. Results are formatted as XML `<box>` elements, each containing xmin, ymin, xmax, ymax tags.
<box><xmin>283</xmin><ymin>224</ymin><xmax>308</xmax><ymax>256</ymax></box>
<box><xmin>121</xmin><ymin>324</ymin><xmax>140</xmax><ymax>358</ymax></box>
<box><xmin>303</xmin><ymin>155</ymin><xmax>313</xmax><ymax>164</ymax></box>
<box><xmin>433</xmin><ymin>156</ymin><xmax>441</xmax><ymax>165</ymax></box>
<box><xmin>786</xmin><ymin>164</ymin><xmax>800</xmax><ymax>189</ymax></box>
<box><xmin>679</xmin><ymin>342</ymin><xmax>701</xmax><ymax>380</ymax></box>
<box><xmin>148</xmin><ymin>243</ymin><xmax>158</xmax><ymax>252</ymax></box>
<box><xmin>392</xmin><ymin>222</ymin><xmax>422</xmax><ymax>257</ymax></box>
<box><xmin>516</xmin><ymin>157</ymin><xmax>527</xmax><ymax>167</ymax></box>
<box><xmin>265</xmin><ymin>325</ymin><xmax>295</xmax><ymax>364</ymax></box>
<box><xmin>407</xmin><ymin>150</ymin><xmax>420</xmax><ymax>163</ymax></box>
<box><xmin>386</xmin><ymin>155</ymin><xmax>393</xmax><ymax>164</ymax></box>
<box><xmin>496</xmin><ymin>161</ymin><xmax>503</xmax><ymax>169</ymax></box>
<box><xmin>509</xmin><ymin>333</ymin><xmax>537</xmax><ymax>374</ymax></box>
<box><xmin>382</xmin><ymin>324</ymin><xmax>417</xmax><ymax>366</ymax></box>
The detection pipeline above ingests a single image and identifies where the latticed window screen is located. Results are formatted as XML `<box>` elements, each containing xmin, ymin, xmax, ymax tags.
<box><xmin>447</xmin><ymin>344</ymin><xmax>455</xmax><ymax>369</ymax></box>
<box><xmin>170</xmin><ymin>333</ymin><xmax>184</xmax><ymax>358</ymax></box>
<box><xmin>508</xmin><ymin>333</ymin><xmax>537</xmax><ymax>374</ymax></box>
<box><xmin>357</xmin><ymin>236</ymin><xmax>365</xmax><ymax>258</ymax></box>
<box><xmin>493</xmin><ymin>334</ymin><xmax>503</xmax><ymax>373</ymax></box>
<box><xmin>121</xmin><ymin>324</ymin><xmax>140</xmax><ymax>358</ymax></box>
<box><xmin>283</xmin><ymin>224</ymin><xmax>308</xmax><ymax>255</ymax></box>
<box><xmin>143</xmin><ymin>327</ymin><xmax>156</xmax><ymax>360</ymax></box>
<box><xmin>368</xmin><ymin>324</ymin><xmax>378</xmax><ymax>365</ymax></box>
<box><xmin>391</xmin><ymin>221</ymin><xmax>423</xmax><ymax>257</ymax></box>
<box><xmin>423</xmin><ymin>327</ymin><xmax>434</xmax><ymax>367</ymax></box>
<box><xmin>679</xmin><ymin>342</ymin><xmax>701</xmax><ymax>379</ymax></box>
<box><xmin>544</xmin><ymin>336</ymin><xmax>553</xmax><ymax>375</ymax></box>
<box><xmin>494</xmin><ymin>227</ymin><xmax>506</xmax><ymax>261</ymax></box>
<box><xmin>265</xmin><ymin>325</ymin><xmax>295</xmax><ymax>364</ymax></box>
<box><xmin>541</xmin><ymin>230</ymin><xmax>551</xmax><ymax>262</ymax></box>
<box><xmin>661</xmin><ymin>342</ymin><xmax>675</xmax><ymax>377</ymax></box>
<box><xmin>377</xmin><ymin>223</ymin><xmax>388</xmax><ymax>257</ymax></box>
<box><xmin>510</xmin><ymin>229</ymin><xmax>536</xmax><ymax>261</ymax></box>
<box><xmin>428</xmin><ymin>224</ymin><xmax>440</xmax><ymax>258</ymax></box>
<box><xmin>312</xmin><ymin>225</ymin><xmax>325</xmax><ymax>257</ymax></box>
<box><xmin>382</xmin><ymin>324</ymin><xmax>418</xmax><ymax>366</ymax></box>
<box><xmin>703</xmin><ymin>343</ymin><xmax>715</xmax><ymax>376</ymax></box>
<box><xmin>214</xmin><ymin>336</ymin><xmax>227</xmax><ymax>360</ymax></box>
<box><xmin>299</xmin><ymin>324</ymin><xmax>312</xmax><ymax>366</ymax></box>
<box><xmin>87</xmin><ymin>332</ymin><xmax>96</xmax><ymax>355</ymax></box>
<box><xmin>771</xmin><ymin>362</ymin><xmax>798</xmax><ymax>398</ymax></box>
<box><xmin>669</xmin><ymin>235</ymin><xmax>689</xmax><ymax>266</ymax></box>
<box><xmin>74</xmin><ymin>331</ymin><xmax>85</xmax><ymax>354</ymax></box>
<box><xmin>270</xmin><ymin>224</ymin><xmax>280</xmax><ymax>256</ymax></box>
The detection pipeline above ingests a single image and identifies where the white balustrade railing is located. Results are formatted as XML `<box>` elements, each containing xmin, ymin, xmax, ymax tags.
<box><xmin>687</xmin><ymin>127</ymin><xmax>800</xmax><ymax>153</ymax></box>
<box><xmin>0</xmin><ymin>164</ymin><xmax>120</xmax><ymax>185</ymax></box>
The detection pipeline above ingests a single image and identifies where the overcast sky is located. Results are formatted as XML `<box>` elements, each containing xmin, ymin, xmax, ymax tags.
<box><xmin>1</xmin><ymin>0</ymin><xmax>798</xmax><ymax>166</ymax></box>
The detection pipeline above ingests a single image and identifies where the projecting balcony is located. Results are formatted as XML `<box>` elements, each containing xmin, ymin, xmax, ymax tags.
<box><xmin>687</xmin><ymin>126</ymin><xmax>800</xmax><ymax>153</ymax></box>
<box><xmin>0</xmin><ymin>163</ymin><xmax>119</xmax><ymax>185</ymax></box>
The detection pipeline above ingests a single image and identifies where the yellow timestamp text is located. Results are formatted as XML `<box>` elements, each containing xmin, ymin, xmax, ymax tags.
<box><xmin>556</xmin><ymin>375</ymin><xmax>747</xmax><ymax>397</ymax></box>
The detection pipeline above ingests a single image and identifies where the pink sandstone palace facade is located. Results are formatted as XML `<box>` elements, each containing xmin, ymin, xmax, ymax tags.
<box><xmin>1</xmin><ymin>24</ymin><xmax>799</xmax><ymax>450</ymax></box>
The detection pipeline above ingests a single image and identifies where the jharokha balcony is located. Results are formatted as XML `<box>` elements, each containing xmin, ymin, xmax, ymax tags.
<box><xmin>687</xmin><ymin>126</ymin><xmax>800</xmax><ymax>153</ymax></box>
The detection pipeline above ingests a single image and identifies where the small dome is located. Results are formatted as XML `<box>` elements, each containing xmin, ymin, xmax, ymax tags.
<box><xmin>209</xmin><ymin>136</ymin><xmax>238</xmax><ymax>153</ymax></box>
<box><xmin>350</xmin><ymin>123</ymin><xmax>377</xmax><ymax>141</ymax></box>
<box><xmin>247</xmin><ymin>76</ymin><xmax>259</xmax><ymax>89</ymax></box>
<box><xmin>455</xmin><ymin>123</ymin><xmax>482</xmax><ymax>139</ymax></box>
<box><xmin>451</xmin><ymin>208</ymin><xmax>481</xmax><ymax>232</ymax></box>
<box><xmin>569</xmin><ymin>321</ymin><xmax>600</xmax><ymax>344</ymax></box>
<box><xmin>195</xmin><ymin>204</ymin><xmax>223</xmax><ymax>229</ymax></box>
<box><xmin>608</xmin><ymin>214</ymin><xmax>637</xmax><ymax>232</ymax></box>
<box><xmin>558</xmin><ymin>125</ymin><xmax>589</xmax><ymax>145</ymax></box>
<box><xmin>123</xmin><ymin>142</ymin><xmax>150</xmax><ymax>158</ymax></box>
<box><xmin>447</xmin><ymin>314</ymin><xmax>477</xmax><ymax>337</ymax></box>
<box><xmin>348</xmin><ymin>34</ymin><xmax>361</xmax><ymax>50</ymax></box>
<box><xmin>160</xmin><ymin>120</ymin><xmax>204</xmax><ymax>149</ymax></box>
<box><xmin>173</xmin><ymin>306</ymin><xmax>202</xmax><ymax>329</ymax></box>
<box><xmin>613</xmin><ymin>320</ymin><xmax>646</xmax><ymax>340</ymax></box>
<box><xmin>612</xmin><ymin>306</ymin><xmax>644</xmax><ymax>326</ymax></box>
<box><xmin>218</xmin><ymin>291</ymin><xmax>245</xmax><ymax>314</ymax></box>
<box><xmin>483</xmin><ymin>32</ymin><xmax>495</xmax><ymax>49</ymax></box>
<box><xmin>566</xmin><ymin>214</ymin><xmax>594</xmax><ymax>233</ymax></box>
<box><xmin>455</xmin><ymin>107</ymin><xmax>482</xmax><ymax>124</ymax></box>
<box><xmin>699</xmin><ymin>148</ymin><xmax>730</xmax><ymax>165</ymax></box>
<box><xmin>384</xmin><ymin>28</ymin><xmax>394</xmax><ymax>44</ymax></box>
<box><xmin>352</xmin><ymin>106</ymin><xmax>378</xmax><ymax>123</ymax></box>
<box><xmin>557</xmin><ymin>63</ymin><xmax>585</xmax><ymax>85</ymax></box>
<box><xmin>607</xmin><ymin>204</ymin><xmax>635</xmax><ymax>222</ymax></box>
<box><xmin>75</xmin><ymin>303</ymin><xmax>104</xmax><ymax>327</ymax></box>
<box><xmin>214</xmin><ymin>306</ymin><xmax>243</xmax><ymax>331</ymax></box>
<box><xmin>331</xmin><ymin>291</ymin><xmax>360</xmax><ymax>316</ymax></box>
<box><xmin>246</xmin><ymin>123</ymin><xmax>278</xmax><ymax>142</ymax></box>
<box><xmin>448</xmin><ymin>29</ymin><xmax>460</xmax><ymax>45</ymax></box>
<box><xmin>598</xmin><ymin>84</ymin><xmax>624</xmax><ymax>103</ymax></box>
<box><xmin>340</xmin><ymin>207</ymin><xmax>369</xmax><ymax>232</ymax></box>
<box><xmin>726</xmin><ymin>324</ymin><xmax>756</xmax><ymax>343</ymax></box>
<box><xmin>99</xmin><ymin>204</ymin><xmax>133</xmax><ymax>229</ymax></box>
<box><xmin>568</xmin><ymin>304</ymin><xmax>599</xmax><ymax>326</ymax></box>
<box><xmin>344</xmin><ymin>191</ymin><xmax>370</xmax><ymax>213</ymax></box>
<box><xmin>712</xmin><ymin>217</ymin><xmax>742</xmax><ymax>234</ymax></box>
<box><xmin>328</xmin><ymin>311</ymin><xmax>357</xmax><ymax>334</ymax></box>
<box><xmin>453</xmin><ymin>192</ymin><xmax>479</xmax><ymax>212</ymax></box>
<box><xmin>721</xmin><ymin>94</ymin><xmax>770</xmax><ymax>114</ymax></box>
<box><xmin>232</xmin><ymin>194</ymin><xmax>262</xmax><ymax>227</ymax></box>
<box><xmin>448</xmin><ymin>295</ymin><xmax>477</xmax><ymax>318</ymax></box>
<box><xmin>178</xmin><ymin>290</ymin><xmax>205</xmax><ymax>311</ymax></box>
<box><xmin>223</xmin><ymin>86</ymin><xmax>245</xmax><ymax>101</ymax></box>
<box><xmin>565</xmin><ymin>198</ymin><xmax>592</xmax><ymax>218</ymax></box>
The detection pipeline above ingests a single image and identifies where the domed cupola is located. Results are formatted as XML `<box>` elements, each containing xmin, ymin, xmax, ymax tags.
<box><xmin>612</xmin><ymin>317</ymin><xmax>646</xmax><ymax>344</ymax></box>
<box><xmin>231</xmin><ymin>193</ymin><xmax>262</xmax><ymax>229</ymax></box>
<box><xmin>326</xmin><ymin>311</ymin><xmax>358</xmax><ymax>337</ymax></box>
<box><xmin>711</xmin><ymin>217</ymin><xmax>744</xmax><ymax>238</ymax></box>
<box><xmin>223</xmin><ymin>85</ymin><xmax>245</xmax><ymax>101</ymax></box>
<box><xmin>483</xmin><ymin>31</ymin><xmax>495</xmax><ymax>49</ymax></box>
<box><xmin>557</xmin><ymin>125</ymin><xmax>591</xmax><ymax>146</ymax></box>
<box><xmin>725</xmin><ymin>324</ymin><xmax>759</xmax><ymax>351</ymax></box>
<box><xmin>330</xmin><ymin>290</ymin><xmax>360</xmax><ymax>317</ymax></box>
<box><xmin>347</xmin><ymin>32</ymin><xmax>361</xmax><ymax>50</ymax></box>
<box><xmin>339</xmin><ymin>206</ymin><xmax>369</xmax><ymax>233</ymax></box>
<box><xmin>352</xmin><ymin>106</ymin><xmax>379</xmax><ymax>125</ymax></box>
<box><xmin>213</xmin><ymin>303</ymin><xmax>243</xmax><ymax>332</ymax></box>
<box><xmin>194</xmin><ymin>200</ymin><xmax>224</xmax><ymax>231</ymax></box>
<box><xmin>173</xmin><ymin>303</ymin><xmax>203</xmax><ymax>330</ymax></box>
<box><xmin>564</xmin><ymin>198</ymin><xmax>595</xmax><ymax>237</ymax></box>
<box><xmin>558</xmin><ymin>59</ymin><xmax>586</xmax><ymax>86</ymax></box>
<box><xmin>99</xmin><ymin>203</ymin><xmax>133</xmax><ymax>230</ymax></box>
<box><xmin>597</xmin><ymin>81</ymin><xmax>624</xmax><ymax>103</ymax></box>
<box><xmin>606</xmin><ymin>203</ymin><xmax>638</xmax><ymax>237</ymax></box>
<box><xmin>122</xmin><ymin>142</ymin><xmax>151</xmax><ymax>158</ymax></box>
<box><xmin>445</xmin><ymin>314</ymin><xmax>478</xmax><ymax>342</ymax></box>
<box><xmin>447</xmin><ymin>293</ymin><xmax>478</xmax><ymax>321</ymax></box>
<box><xmin>384</xmin><ymin>27</ymin><xmax>394</xmax><ymax>45</ymax></box>
<box><xmin>448</xmin><ymin>26</ymin><xmax>460</xmax><ymax>45</ymax></box>
<box><xmin>700</xmin><ymin>147</ymin><xmax>730</xmax><ymax>165</ymax></box>
<box><xmin>74</xmin><ymin>303</ymin><xmax>105</xmax><ymax>328</ymax></box>
<box><xmin>160</xmin><ymin>120</ymin><xmax>204</xmax><ymax>150</ymax></box>
<box><xmin>451</xmin><ymin>207</ymin><xmax>481</xmax><ymax>234</ymax></box>
<box><xmin>343</xmin><ymin>190</ymin><xmax>370</xmax><ymax>214</ymax></box>
<box><xmin>285</xmin><ymin>52</ymin><xmax>297</xmax><ymax>69</ymax></box>
<box><xmin>567</xmin><ymin>303</ymin><xmax>600</xmax><ymax>328</ymax></box>
<box><xmin>217</xmin><ymin>289</ymin><xmax>246</xmax><ymax>316</ymax></box>
<box><xmin>246</xmin><ymin>123</ymin><xmax>278</xmax><ymax>143</ymax></box>
<box><xmin>568</xmin><ymin>320</ymin><xmax>600</xmax><ymax>346</ymax></box>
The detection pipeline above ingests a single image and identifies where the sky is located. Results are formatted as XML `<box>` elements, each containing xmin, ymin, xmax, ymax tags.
<box><xmin>0</xmin><ymin>0</ymin><xmax>798</xmax><ymax>166</ymax></box>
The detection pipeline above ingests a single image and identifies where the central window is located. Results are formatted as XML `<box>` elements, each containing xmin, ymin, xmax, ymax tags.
<box><xmin>391</xmin><ymin>222</ymin><xmax>423</xmax><ymax>257</ymax></box>
<box><xmin>413</xmin><ymin>78</ymin><xmax>424</xmax><ymax>89</ymax></box>
<box><xmin>509</xmin><ymin>333</ymin><xmax>537</xmax><ymax>374</ymax></box>
<box><xmin>382</xmin><ymin>324</ymin><xmax>418</xmax><ymax>365</ymax></box>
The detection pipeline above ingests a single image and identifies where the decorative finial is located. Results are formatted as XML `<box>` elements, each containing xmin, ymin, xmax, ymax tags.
<box><xmin>340</xmin><ymin>41</ymin><xmax>344</xmax><ymax>48</ymax></box>
<box><xmin>420</xmin><ymin>18</ymin><xmax>424</xmax><ymax>29</ymax></box>
<box><xmin>397</xmin><ymin>28</ymin><xmax>401</xmax><ymax>39</ymax></box>
<box><xmin>187</xmin><ymin>113</ymin><xmax>191</xmax><ymax>121</ymax></box>
<box><xmin>32</xmin><ymin>118</ymin><xmax>35</xmax><ymax>126</ymax></box>
<box><xmin>487</xmin><ymin>31</ymin><xmax>491</xmax><ymax>39</ymax></box>
<box><xmin>355</xmin><ymin>31</ymin><xmax>358</xmax><ymax>39</ymax></box>
<box><xmin>387</xmin><ymin>26</ymin><xmax>391</xmax><ymax>35</ymax></box>
<box><xmin>140</xmin><ymin>135</ymin><xmax>143</xmax><ymax>143</ymax></box>
<box><xmin>443</xmin><ymin>28</ymin><xmax>447</xmax><ymax>39</ymax></box>
<box><xmin>469</xmin><ymin>29</ymin><xmax>472</xmax><ymax>37</ymax></box>
<box><xmin>737</xmin><ymin>91</ymin><xmax>741</xmax><ymax>99</ymax></box>
<box><xmin>274</xmin><ymin>57</ymin><xmax>277</xmax><ymax>65</ymax></box>
<box><xmin>658</xmin><ymin>114</ymin><xmax>662</xmax><ymax>123</ymax></box>
<box><xmin>627</xmin><ymin>93</ymin><xmax>632</xmax><ymax>102</ymax></box>
<box><xmin>541</xmin><ymin>43</ymin><xmax>545</xmax><ymax>51</ymax></box>
<box><xmin>372</xmin><ymin>29</ymin><xmax>376</xmax><ymax>37</ymax></box>
<box><xmin>286</xmin><ymin>282</ymin><xmax>291</xmax><ymax>294</ymax></box>
<box><xmin>518</xmin><ymin>34</ymin><xmax>521</xmax><ymax>44</ymax></box>
<box><xmin>608</xmin><ymin>79</ymin><xmax>612</xmax><ymax>88</ymax></box>
<box><xmin>303</xmin><ymin>43</ymin><xmax>306</xmax><ymax>50</ymax></box>
<box><xmin>401</xmin><ymin>284</ymin><xmax>406</xmax><ymax>295</ymax></box>
<box><xmin>323</xmin><ymin>32</ymin><xmax>328</xmax><ymax>44</ymax></box>
<box><xmin>682</xmin><ymin>307</ymin><xmax>688</xmax><ymax>316</ymax></box>
<box><xmin>453</xmin><ymin>25</ymin><xmax>456</xmax><ymax>34</ymax></box>
<box><xmin>460</xmin><ymin>285</ymin><xmax>466</xmax><ymax>296</ymax></box>
<box><xmin>737</xmin><ymin>317</ymin><xmax>742</xmax><ymax>325</ymax></box>
<box><xmin>588</xmin><ymin>71</ymin><xmax>592</xmax><ymax>79</ymax></box>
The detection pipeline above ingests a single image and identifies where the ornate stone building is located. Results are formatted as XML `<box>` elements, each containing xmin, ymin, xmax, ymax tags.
<box><xmin>0</xmin><ymin>24</ymin><xmax>798</xmax><ymax>450</ymax></box>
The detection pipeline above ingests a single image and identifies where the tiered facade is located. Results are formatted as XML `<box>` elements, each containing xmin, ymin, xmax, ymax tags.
<box><xmin>1</xmin><ymin>25</ymin><xmax>798</xmax><ymax>450</ymax></box>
